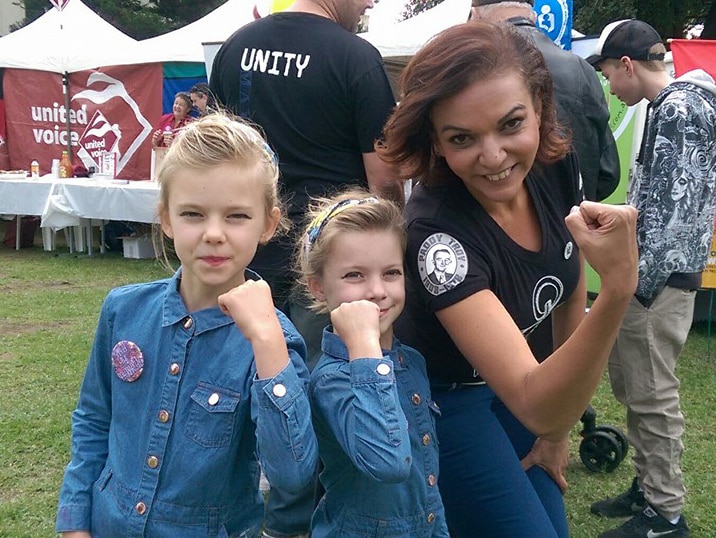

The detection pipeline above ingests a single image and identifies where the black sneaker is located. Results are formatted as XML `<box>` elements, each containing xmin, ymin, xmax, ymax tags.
<box><xmin>591</xmin><ymin>477</ymin><xmax>646</xmax><ymax>518</ymax></box>
<box><xmin>598</xmin><ymin>505</ymin><xmax>689</xmax><ymax>538</ymax></box>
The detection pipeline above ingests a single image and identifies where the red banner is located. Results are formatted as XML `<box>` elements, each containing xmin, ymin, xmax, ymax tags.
<box><xmin>670</xmin><ymin>39</ymin><xmax>716</xmax><ymax>78</ymax></box>
<box><xmin>0</xmin><ymin>99</ymin><xmax>9</xmax><ymax>170</ymax></box>
<box><xmin>3</xmin><ymin>64</ymin><xmax>162</xmax><ymax>179</ymax></box>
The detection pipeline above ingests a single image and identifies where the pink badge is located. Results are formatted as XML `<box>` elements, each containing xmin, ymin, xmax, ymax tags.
<box><xmin>112</xmin><ymin>340</ymin><xmax>144</xmax><ymax>382</ymax></box>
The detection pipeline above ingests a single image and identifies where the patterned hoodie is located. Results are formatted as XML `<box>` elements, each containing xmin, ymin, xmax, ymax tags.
<box><xmin>629</xmin><ymin>69</ymin><xmax>716</xmax><ymax>300</ymax></box>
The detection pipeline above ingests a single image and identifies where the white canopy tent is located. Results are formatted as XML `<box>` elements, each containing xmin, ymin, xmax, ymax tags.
<box><xmin>359</xmin><ymin>0</ymin><xmax>471</xmax><ymax>59</ymax></box>
<box><xmin>0</xmin><ymin>0</ymin><xmax>146</xmax><ymax>73</ymax></box>
<box><xmin>138</xmin><ymin>0</ymin><xmax>256</xmax><ymax>64</ymax></box>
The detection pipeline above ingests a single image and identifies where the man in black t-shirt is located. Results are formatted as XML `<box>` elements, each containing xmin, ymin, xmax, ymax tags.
<box><xmin>210</xmin><ymin>1</ymin><xmax>401</xmax><ymax>537</ymax></box>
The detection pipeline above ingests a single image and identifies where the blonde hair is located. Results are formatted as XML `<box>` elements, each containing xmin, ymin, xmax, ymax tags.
<box><xmin>153</xmin><ymin>113</ymin><xmax>288</xmax><ymax>269</ymax></box>
<box><xmin>296</xmin><ymin>188</ymin><xmax>406</xmax><ymax>313</ymax></box>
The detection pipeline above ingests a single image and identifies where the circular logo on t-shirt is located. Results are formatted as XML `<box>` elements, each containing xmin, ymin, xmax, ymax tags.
<box><xmin>417</xmin><ymin>233</ymin><xmax>468</xmax><ymax>296</ymax></box>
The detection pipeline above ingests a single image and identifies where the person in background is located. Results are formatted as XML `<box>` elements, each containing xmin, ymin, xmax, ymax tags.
<box><xmin>151</xmin><ymin>91</ymin><xmax>193</xmax><ymax>148</ymax></box>
<box><xmin>190</xmin><ymin>83</ymin><xmax>218</xmax><ymax>116</ymax></box>
<box><xmin>210</xmin><ymin>1</ymin><xmax>402</xmax><ymax>536</ymax></box>
<box><xmin>377</xmin><ymin>22</ymin><xmax>638</xmax><ymax>537</ymax></box>
<box><xmin>56</xmin><ymin>114</ymin><xmax>318</xmax><ymax>537</ymax></box>
<box><xmin>587</xmin><ymin>19</ymin><xmax>716</xmax><ymax>538</ymax></box>
<box><xmin>297</xmin><ymin>190</ymin><xmax>448</xmax><ymax>537</ymax></box>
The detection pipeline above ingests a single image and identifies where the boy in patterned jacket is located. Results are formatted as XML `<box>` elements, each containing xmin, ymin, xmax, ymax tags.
<box><xmin>587</xmin><ymin>19</ymin><xmax>716</xmax><ymax>538</ymax></box>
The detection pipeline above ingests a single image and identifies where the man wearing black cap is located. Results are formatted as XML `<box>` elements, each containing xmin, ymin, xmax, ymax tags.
<box><xmin>587</xmin><ymin>19</ymin><xmax>716</xmax><ymax>538</ymax></box>
<box><xmin>471</xmin><ymin>0</ymin><xmax>620</xmax><ymax>203</ymax></box>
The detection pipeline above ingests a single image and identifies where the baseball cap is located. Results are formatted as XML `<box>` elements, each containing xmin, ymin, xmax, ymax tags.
<box><xmin>586</xmin><ymin>19</ymin><xmax>665</xmax><ymax>67</ymax></box>
<box><xmin>472</xmin><ymin>0</ymin><xmax>534</xmax><ymax>7</ymax></box>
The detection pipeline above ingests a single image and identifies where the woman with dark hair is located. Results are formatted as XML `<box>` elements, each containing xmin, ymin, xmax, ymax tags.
<box><xmin>377</xmin><ymin>22</ymin><xmax>638</xmax><ymax>537</ymax></box>
<box><xmin>151</xmin><ymin>91</ymin><xmax>193</xmax><ymax>148</ymax></box>
<box><xmin>190</xmin><ymin>83</ymin><xmax>218</xmax><ymax>116</ymax></box>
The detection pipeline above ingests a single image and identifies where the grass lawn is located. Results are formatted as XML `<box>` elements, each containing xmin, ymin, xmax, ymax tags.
<box><xmin>1</xmin><ymin>239</ymin><xmax>715</xmax><ymax>537</ymax></box>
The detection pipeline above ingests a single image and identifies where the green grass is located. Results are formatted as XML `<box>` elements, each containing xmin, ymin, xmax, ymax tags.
<box><xmin>1</xmin><ymin>242</ymin><xmax>715</xmax><ymax>536</ymax></box>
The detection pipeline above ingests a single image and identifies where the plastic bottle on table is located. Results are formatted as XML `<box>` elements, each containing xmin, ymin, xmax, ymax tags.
<box><xmin>59</xmin><ymin>150</ymin><xmax>73</xmax><ymax>178</ymax></box>
<box><xmin>30</xmin><ymin>160</ymin><xmax>39</xmax><ymax>179</ymax></box>
<box><xmin>162</xmin><ymin>126</ymin><xmax>173</xmax><ymax>147</ymax></box>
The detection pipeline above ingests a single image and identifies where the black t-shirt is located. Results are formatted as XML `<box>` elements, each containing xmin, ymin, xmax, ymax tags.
<box><xmin>395</xmin><ymin>155</ymin><xmax>583</xmax><ymax>384</ymax></box>
<box><xmin>210</xmin><ymin>13</ymin><xmax>396</xmax><ymax>300</ymax></box>
<box><xmin>210</xmin><ymin>12</ymin><xmax>395</xmax><ymax>216</ymax></box>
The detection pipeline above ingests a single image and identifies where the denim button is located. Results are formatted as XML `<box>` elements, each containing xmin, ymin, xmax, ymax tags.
<box><xmin>169</xmin><ymin>363</ymin><xmax>180</xmax><ymax>375</ymax></box>
<box><xmin>376</xmin><ymin>363</ymin><xmax>391</xmax><ymax>375</ymax></box>
<box><xmin>411</xmin><ymin>393</ymin><xmax>421</xmax><ymax>405</ymax></box>
<box><xmin>428</xmin><ymin>474</ymin><xmax>436</xmax><ymax>486</ymax></box>
<box><xmin>422</xmin><ymin>433</ymin><xmax>431</xmax><ymax>446</ymax></box>
<box><xmin>427</xmin><ymin>513</ymin><xmax>435</xmax><ymax>523</ymax></box>
<box><xmin>158</xmin><ymin>410</ymin><xmax>170</xmax><ymax>423</ymax></box>
<box><xmin>182</xmin><ymin>317</ymin><xmax>193</xmax><ymax>329</ymax></box>
<box><xmin>135</xmin><ymin>501</ymin><xmax>146</xmax><ymax>515</ymax></box>
<box><xmin>147</xmin><ymin>455</ymin><xmax>159</xmax><ymax>469</ymax></box>
<box><xmin>208</xmin><ymin>392</ymin><xmax>220</xmax><ymax>406</ymax></box>
<box><xmin>273</xmin><ymin>383</ymin><xmax>287</xmax><ymax>397</ymax></box>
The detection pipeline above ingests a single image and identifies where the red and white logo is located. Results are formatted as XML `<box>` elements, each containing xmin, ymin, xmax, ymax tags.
<box><xmin>49</xmin><ymin>0</ymin><xmax>71</xmax><ymax>11</ymax></box>
<box><xmin>77</xmin><ymin>110</ymin><xmax>120</xmax><ymax>171</ymax></box>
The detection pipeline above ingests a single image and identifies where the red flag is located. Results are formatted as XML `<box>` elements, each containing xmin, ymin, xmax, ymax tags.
<box><xmin>49</xmin><ymin>0</ymin><xmax>71</xmax><ymax>11</ymax></box>
<box><xmin>670</xmin><ymin>39</ymin><xmax>716</xmax><ymax>78</ymax></box>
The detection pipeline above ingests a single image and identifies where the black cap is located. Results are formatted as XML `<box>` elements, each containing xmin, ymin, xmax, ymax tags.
<box><xmin>472</xmin><ymin>0</ymin><xmax>534</xmax><ymax>6</ymax></box>
<box><xmin>586</xmin><ymin>19</ymin><xmax>664</xmax><ymax>67</ymax></box>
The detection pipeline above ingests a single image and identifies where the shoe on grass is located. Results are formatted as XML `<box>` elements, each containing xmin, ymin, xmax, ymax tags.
<box><xmin>591</xmin><ymin>476</ymin><xmax>646</xmax><ymax>518</ymax></box>
<box><xmin>598</xmin><ymin>505</ymin><xmax>689</xmax><ymax>538</ymax></box>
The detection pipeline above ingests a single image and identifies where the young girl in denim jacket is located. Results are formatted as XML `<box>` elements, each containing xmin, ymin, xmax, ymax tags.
<box><xmin>56</xmin><ymin>114</ymin><xmax>318</xmax><ymax>538</ymax></box>
<box><xmin>296</xmin><ymin>190</ymin><xmax>448</xmax><ymax>538</ymax></box>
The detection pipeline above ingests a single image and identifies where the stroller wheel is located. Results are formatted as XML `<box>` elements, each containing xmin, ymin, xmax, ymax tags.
<box><xmin>593</xmin><ymin>425</ymin><xmax>629</xmax><ymax>463</ymax></box>
<box><xmin>579</xmin><ymin>430</ymin><xmax>623</xmax><ymax>473</ymax></box>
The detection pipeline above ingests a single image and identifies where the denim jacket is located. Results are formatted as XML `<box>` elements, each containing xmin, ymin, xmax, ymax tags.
<box><xmin>56</xmin><ymin>270</ymin><xmax>317</xmax><ymax>537</ymax></box>
<box><xmin>309</xmin><ymin>328</ymin><xmax>448</xmax><ymax>538</ymax></box>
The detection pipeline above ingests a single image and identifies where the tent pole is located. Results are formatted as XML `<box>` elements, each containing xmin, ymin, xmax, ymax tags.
<box><xmin>62</xmin><ymin>71</ymin><xmax>72</xmax><ymax>157</ymax></box>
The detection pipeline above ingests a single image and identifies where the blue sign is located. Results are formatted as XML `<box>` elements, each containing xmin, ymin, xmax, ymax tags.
<box><xmin>534</xmin><ymin>0</ymin><xmax>572</xmax><ymax>50</ymax></box>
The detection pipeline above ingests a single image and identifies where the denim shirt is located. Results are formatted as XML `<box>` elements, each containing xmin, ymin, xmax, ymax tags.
<box><xmin>56</xmin><ymin>270</ymin><xmax>317</xmax><ymax>537</ymax></box>
<box><xmin>309</xmin><ymin>328</ymin><xmax>448</xmax><ymax>538</ymax></box>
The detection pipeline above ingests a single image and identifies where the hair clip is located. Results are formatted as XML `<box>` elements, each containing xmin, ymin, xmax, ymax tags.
<box><xmin>303</xmin><ymin>197</ymin><xmax>379</xmax><ymax>255</ymax></box>
<box><xmin>262</xmin><ymin>141</ymin><xmax>279</xmax><ymax>167</ymax></box>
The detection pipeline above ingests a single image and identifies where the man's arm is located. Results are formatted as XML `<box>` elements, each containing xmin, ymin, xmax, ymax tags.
<box><xmin>363</xmin><ymin>151</ymin><xmax>405</xmax><ymax>206</ymax></box>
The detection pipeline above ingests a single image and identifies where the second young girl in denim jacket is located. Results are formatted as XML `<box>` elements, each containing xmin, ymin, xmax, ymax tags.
<box><xmin>56</xmin><ymin>114</ymin><xmax>317</xmax><ymax>538</ymax></box>
<box><xmin>296</xmin><ymin>190</ymin><xmax>448</xmax><ymax>538</ymax></box>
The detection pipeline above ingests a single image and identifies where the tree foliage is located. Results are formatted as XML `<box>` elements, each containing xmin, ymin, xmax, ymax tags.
<box><xmin>401</xmin><ymin>0</ymin><xmax>715</xmax><ymax>39</ymax></box>
<box><xmin>12</xmin><ymin>0</ymin><xmax>225</xmax><ymax>39</ymax></box>
<box><xmin>573</xmin><ymin>0</ymin><xmax>715</xmax><ymax>39</ymax></box>
<box><xmin>12</xmin><ymin>0</ymin><xmax>716</xmax><ymax>41</ymax></box>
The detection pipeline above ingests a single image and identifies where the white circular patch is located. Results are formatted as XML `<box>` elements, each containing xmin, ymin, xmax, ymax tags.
<box><xmin>417</xmin><ymin>233</ymin><xmax>468</xmax><ymax>296</ymax></box>
<box><xmin>564</xmin><ymin>241</ymin><xmax>573</xmax><ymax>260</ymax></box>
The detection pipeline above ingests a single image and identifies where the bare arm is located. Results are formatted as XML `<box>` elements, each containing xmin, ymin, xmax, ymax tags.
<box><xmin>363</xmin><ymin>152</ymin><xmax>404</xmax><ymax>206</ymax></box>
<box><xmin>551</xmin><ymin>254</ymin><xmax>587</xmax><ymax>348</ymax></box>
<box><xmin>436</xmin><ymin>203</ymin><xmax>636</xmax><ymax>440</ymax></box>
<box><xmin>519</xmin><ymin>254</ymin><xmax>586</xmax><ymax>491</ymax></box>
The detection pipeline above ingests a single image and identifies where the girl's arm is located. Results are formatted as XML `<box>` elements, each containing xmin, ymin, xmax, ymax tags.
<box><xmin>219</xmin><ymin>280</ymin><xmax>318</xmax><ymax>493</ymax></box>
<box><xmin>312</xmin><ymin>300</ymin><xmax>412</xmax><ymax>483</ymax></box>
<box><xmin>436</xmin><ymin>202</ymin><xmax>637</xmax><ymax>441</ymax></box>
<box><xmin>56</xmin><ymin>298</ymin><xmax>114</xmax><ymax>533</ymax></box>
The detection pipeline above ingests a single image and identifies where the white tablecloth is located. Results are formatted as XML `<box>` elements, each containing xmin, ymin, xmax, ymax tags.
<box><xmin>0</xmin><ymin>178</ymin><xmax>57</xmax><ymax>216</ymax></box>
<box><xmin>42</xmin><ymin>178</ymin><xmax>160</xmax><ymax>230</ymax></box>
<box><xmin>1</xmin><ymin>177</ymin><xmax>160</xmax><ymax>252</ymax></box>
